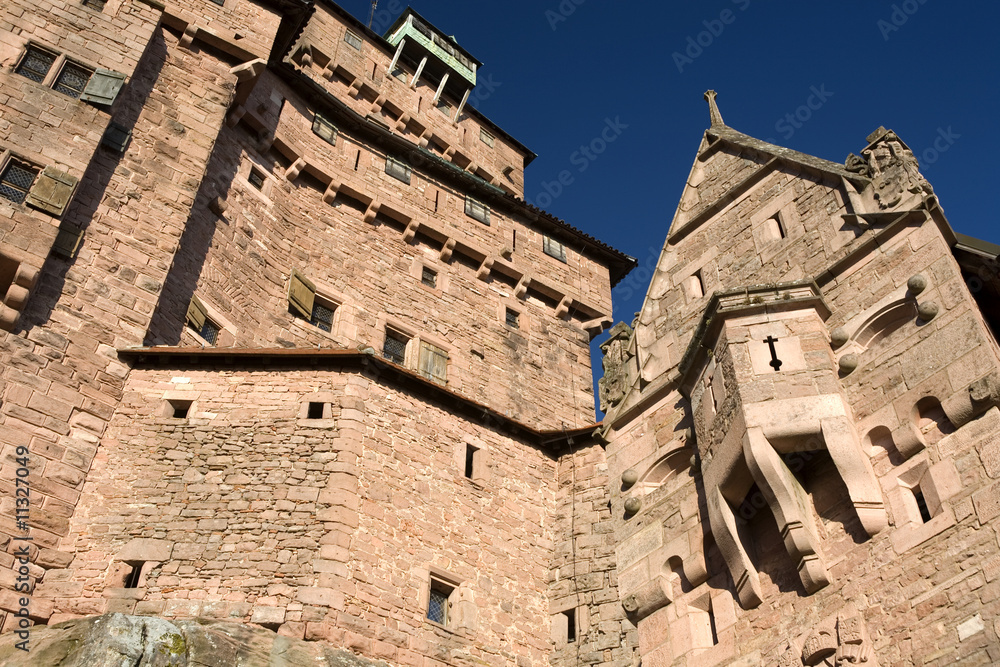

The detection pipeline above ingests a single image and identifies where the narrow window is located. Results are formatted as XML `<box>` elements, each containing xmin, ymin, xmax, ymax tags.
<box><xmin>15</xmin><ymin>46</ymin><xmax>56</xmax><ymax>83</ymax></box>
<box><xmin>309</xmin><ymin>296</ymin><xmax>336</xmax><ymax>332</ymax></box>
<box><xmin>123</xmin><ymin>563</ymin><xmax>144</xmax><ymax>589</ymax></box>
<box><xmin>354</xmin><ymin>150</ymin><xmax>361</xmax><ymax>171</ymax></box>
<box><xmin>421</xmin><ymin>266</ymin><xmax>437</xmax><ymax>288</ymax></box>
<box><xmin>543</xmin><ymin>236</ymin><xmax>567</xmax><ymax>263</ymax></box>
<box><xmin>307</xmin><ymin>402</ymin><xmax>325</xmax><ymax>420</ymax></box>
<box><xmin>312</xmin><ymin>112</ymin><xmax>338</xmax><ymax>145</ymax></box>
<box><xmin>383</xmin><ymin>328</ymin><xmax>409</xmax><ymax>364</ymax></box>
<box><xmin>433</xmin><ymin>190</ymin><xmax>439</xmax><ymax>213</ymax></box>
<box><xmin>248</xmin><ymin>167</ymin><xmax>266</xmax><ymax>190</ymax></box>
<box><xmin>480</xmin><ymin>128</ymin><xmax>495</xmax><ymax>147</ymax></box>
<box><xmin>168</xmin><ymin>400</ymin><xmax>192</xmax><ymax>419</ymax></box>
<box><xmin>505</xmin><ymin>308</ymin><xmax>519</xmax><ymax>328</ymax></box>
<box><xmin>464</xmin><ymin>444</ymin><xmax>479</xmax><ymax>479</ymax></box>
<box><xmin>708</xmin><ymin>604</ymin><xmax>719</xmax><ymax>645</ymax></box>
<box><xmin>913</xmin><ymin>487</ymin><xmax>932</xmax><ymax>523</ymax></box>
<box><xmin>0</xmin><ymin>160</ymin><xmax>39</xmax><ymax>204</ymax></box>
<box><xmin>344</xmin><ymin>30</ymin><xmax>363</xmax><ymax>50</ymax></box>
<box><xmin>512</xmin><ymin>229</ymin><xmax>517</xmax><ymax>252</ymax></box>
<box><xmin>53</xmin><ymin>61</ymin><xmax>93</xmax><ymax>98</ymax></box>
<box><xmin>563</xmin><ymin>609</ymin><xmax>576</xmax><ymax>643</ymax></box>
<box><xmin>427</xmin><ymin>577</ymin><xmax>454</xmax><ymax>625</ymax></box>
<box><xmin>385</xmin><ymin>157</ymin><xmax>412</xmax><ymax>184</ymax></box>
<box><xmin>465</xmin><ymin>196</ymin><xmax>490</xmax><ymax>225</ymax></box>
<box><xmin>199</xmin><ymin>318</ymin><xmax>221</xmax><ymax>344</ymax></box>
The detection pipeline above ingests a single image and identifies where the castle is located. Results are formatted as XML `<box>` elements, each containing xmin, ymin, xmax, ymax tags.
<box><xmin>0</xmin><ymin>0</ymin><xmax>997</xmax><ymax>665</ymax></box>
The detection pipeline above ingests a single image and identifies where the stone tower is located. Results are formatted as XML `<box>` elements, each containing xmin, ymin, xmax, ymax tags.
<box><xmin>0</xmin><ymin>0</ymin><xmax>637</xmax><ymax>664</ymax></box>
<box><xmin>602</xmin><ymin>92</ymin><xmax>1000</xmax><ymax>665</ymax></box>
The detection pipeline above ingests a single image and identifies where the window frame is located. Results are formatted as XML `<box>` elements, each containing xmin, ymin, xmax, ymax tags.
<box><xmin>382</xmin><ymin>327</ymin><xmax>410</xmax><ymax>365</ymax></box>
<box><xmin>385</xmin><ymin>156</ymin><xmax>412</xmax><ymax>185</ymax></box>
<box><xmin>464</xmin><ymin>196</ymin><xmax>490</xmax><ymax>225</ymax></box>
<box><xmin>344</xmin><ymin>30</ymin><xmax>363</xmax><ymax>50</ymax></box>
<box><xmin>14</xmin><ymin>45</ymin><xmax>57</xmax><ymax>84</ymax></box>
<box><xmin>543</xmin><ymin>235</ymin><xmax>568</xmax><ymax>263</ymax></box>
<box><xmin>53</xmin><ymin>60</ymin><xmax>94</xmax><ymax>99</ymax></box>
<box><xmin>0</xmin><ymin>158</ymin><xmax>40</xmax><ymax>205</ymax></box>
<box><xmin>312</xmin><ymin>112</ymin><xmax>338</xmax><ymax>145</ymax></box>
<box><xmin>309</xmin><ymin>294</ymin><xmax>337</xmax><ymax>333</ymax></box>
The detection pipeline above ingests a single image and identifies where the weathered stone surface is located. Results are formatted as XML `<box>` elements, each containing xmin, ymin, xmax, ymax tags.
<box><xmin>0</xmin><ymin>614</ymin><xmax>390</xmax><ymax>666</ymax></box>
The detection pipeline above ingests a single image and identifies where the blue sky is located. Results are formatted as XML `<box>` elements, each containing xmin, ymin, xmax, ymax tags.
<box><xmin>339</xmin><ymin>0</ymin><xmax>999</xmax><ymax>412</ymax></box>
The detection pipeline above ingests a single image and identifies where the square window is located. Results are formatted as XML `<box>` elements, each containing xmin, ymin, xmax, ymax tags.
<box><xmin>53</xmin><ymin>61</ymin><xmax>94</xmax><ymax>98</ymax></box>
<box><xmin>480</xmin><ymin>129</ymin><xmax>495</xmax><ymax>147</ymax></box>
<box><xmin>543</xmin><ymin>236</ymin><xmax>567</xmax><ymax>263</ymax></box>
<box><xmin>427</xmin><ymin>578</ymin><xmax>454</xmax><ymax>625</ymax></box>
<box><xmin>82</xmin><ymin>0</ymin><xmax>107</xmax><ymax>10</ymax></box>
<box><xmin>465</xmin><ymin>196</ymin><xmax>490</xmax><ymax>225</ymax></box>
<box><xmin>313</xmin><ymin>112</ymin><xmax>337</xmax><ymax>145</ymax></box>
<box><xmin>248</xmin><ymin>167</ymin><xmax>266</xmax><ymax>190</ymax></box>
<box><xmin>209</xmin><ymin>0</ymin><xmax>224</xmax><ymax>6</ymax></box>
<box><xmin>421</xmin><ymin>266</ymin><xmax>437</xmax><ymax>288</ymax></box>
<box><xmin>307</xmin><ymin>402</ymin><xmax>325</xmax><ymax>419</ymax></box>
<box><xmin>437</xmin><ymin>99</ymin><xmax>452</xmax><ymax>116</ymax></box>
<box><xmin>15</xmin><ymin>46</ymin><xmax>56</xmax><ymax>84</ymax></box>
<box><xmin>167</xmin><ymin>399</ymin><xmax>192</xmax><ymax>419</ymax></box>
<box><xmin>383</xmin><ymin>328</ymin><xmax>409</xmax><ymax>365</ymax></box>
<box><xmin>385</xmin><ymin>157</ymin><xmax>412</xmax><ymax>184</ymax></box>
<box><xmin>344</xmin><ymin>30</ymin><xmax>363</xmax><ymax>50</ymax></box>
<box><xmin>195</xmin><ymin>318</ymin><xmax>221</xmax><ymax>345</ymax></box>
<box><xmin>310</xmin><ymin>297</ymin><xmax>336</xmax><ymax>332</ymax></box>
<box><xmin>0</xmin><ymin>160</ymin><xmax>39</xmax><ymax>204</ymax></box>
<box><xmin>505</xmin><ymin>308</ymin><xmax>519</xmax><ymax>328</ymax></box>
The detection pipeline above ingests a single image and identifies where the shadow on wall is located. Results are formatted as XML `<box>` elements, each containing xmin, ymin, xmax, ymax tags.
<box><xmin>17</xmin><ymin>31</ymin><xmax>169</xmax><ymax>334</ymax></box>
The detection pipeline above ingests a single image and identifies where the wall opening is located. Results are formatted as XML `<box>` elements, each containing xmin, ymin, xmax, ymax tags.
<box><xmin>123</xmin><ymin>562</ymin><xmax>144</xmax><ymax>589</ymax></box>
<box><xmin>307</xmin><ymin>402</ymin><xmax>325</xmax><ymax>419</ymax></box>
<box><xmin>915</xmin><ymin>397</ymin><xmax>955</xmax><ymax>446</ymax></box>
<box><xmin>166</xmin><ymin>399</ymin><xmax>192</xmax><ymax>419</ymax></box>
<box><xmin>563</xmin><ymin>608</ymin><xmax>576</xmax><ymax>643</ymax></box>
<box><xmin>0</xmin><ymin>254</ymin><xmax>19</xmax><ymax>300</ymax></box>
<box><xmin>464</xmin><ymin>444</ymin><xmax>478</xmax><ymax>479</ymax></box>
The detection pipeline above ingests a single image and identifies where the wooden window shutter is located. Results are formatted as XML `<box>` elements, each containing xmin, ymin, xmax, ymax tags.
<box><xmin>101</xmin><ymin>121</ymin><xmax>132</xmax><ymax>153</ymax></box>
<box><xmin>186</xmin><ymin>295</ymin><xmax>207</xmax><ymax>331</ymax></box>
<box><xmin>419</xmin><ymin>341</ymin><xmax>448</xmax><ymax>384</ymax></box>
<box><xmin>288</xmin><ymin>269</ymin><xmax>316</xmax><ymax>319</ymax></box>
<box><xmin>52</xmin><ymin>225</ymin><xmax>84</xmax><ymax>259</ymax></box>
<box><xmin>80</xmin><ymin>68</ymin><xmax>126</xmax><ymax>105</ymax></box>
<box><xmin>25</xmin><ymin>166</ymin><xmax>79</xmax><ymax>217</ymax></box>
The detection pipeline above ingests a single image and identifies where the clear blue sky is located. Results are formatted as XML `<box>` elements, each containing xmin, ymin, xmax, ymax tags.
<box><xmin>340</xmin><ymin>0</ymin><xmax>1000</xmax><ymax>413</ymax></box>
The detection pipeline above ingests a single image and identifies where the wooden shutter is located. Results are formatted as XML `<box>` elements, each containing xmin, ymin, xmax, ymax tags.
<box><xmin>101</xmin><ymin>121</ymin><xmax>132</xmax><ymax>153</ymax></box>
<box><xmin>186</xmin><ymin>295</ymin><xmax>207</xmax><ymax>330</ymax></box>
<box><xmin>288</xmin><ymin>269</ymin><xmax>316</xmax><ymax>319</ymax></box>
<box><xmin>52</xmin><ymin>225</ymin><xmax>84</xmax><ymax>259</ymax></box>
<box><xmin>419</xmin><ymin>341</ymin><xmax>448</xmax><ymax>384</ymax></box>
<box><xmin>80</xmin><ymin>68</ymin><xmax>126</xmax><ymax>105</ymax></box>
<box><xmin>25</xmin><ymin>166</ymin><xmax>79</xmax><ymax>217</ymax></box>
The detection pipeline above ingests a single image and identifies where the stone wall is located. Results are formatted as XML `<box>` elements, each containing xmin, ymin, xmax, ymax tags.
<box><xmin>45</xmin><ymin>362</ymin><xmax>563</xmax><ymax>666</ymax></box>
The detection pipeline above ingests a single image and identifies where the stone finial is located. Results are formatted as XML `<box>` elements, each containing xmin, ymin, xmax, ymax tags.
<box><xmin>839</xmin><ymin>353</ymin><xmax>859</xmax><ymax>375</ymax></box>
<box><xmin>621</xmin><ymin>469</ymin><xmax>639</xmax><ymax>488</ymax></box>
<box><xmin>704</xmin><ymin>90</ymin><xmax>724</xmax><ymax>127</ymax></box>
<box><xmin>624</xmin><ymin>497</ymin><xmax>642</xmax><ymax>515</ymax></box>
<box><xmin>917</xmin><ymin>302</ymin><xmax>939</xmax><ymax>321</ymax></box>
<box><xmin>830</xmin><ymin>327</ymin><xmax>849</xmax><ymax>348</ymax></box>
<box><xmin>907</xmin><ymin>274</ymin><xmax>927</xmax><ymax>294</ymax></box>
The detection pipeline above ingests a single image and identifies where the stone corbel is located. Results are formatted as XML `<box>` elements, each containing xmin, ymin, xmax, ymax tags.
<box><xmin>440</xmin><ymin>238</ymin><xmax>456</xmax><ymax>262</ymax></box>
<box><xmin>363</xmin><ymin>202</ymin><xmax>381</xmax><ymax>225</ymax></box>
<box><xmin>285</xmin><ymin>158</ymin><xmax>307</xmax><ymax>181</ymax></box>
<box><xmin>583</xmin><ymin>316</ymin><xmax>613</xmax><ymax>337</ymax></box>
<box><xmin>228</xmin><ymin>59</ymin><xmax>267</xmax><ymax>115</ymax></box>
<box><xmin>942</xmin><ymin>372</ymin><xmax>1000</xmax><ymax>429</ymax></box>
<box><xmin>744</xmin><ymin>427</ymin><xmax>830</xmax><ymax>594</ymax></box>
<box><xmin>622</xmin><ymin>576</ymin><xmax>673</xmax><ymax>621</ymax></box>
<box><xmin>476</xmin><ymin>257</ymin><xmax>494</xmax><ymax>281</ymax></box>
<box><xmin>178</xmin><ymin>24</ymin><xmax>198</xmax><ymax>49</ymax></box>
<box><xmin>402</xmin><ymin>220</ymin><xmax>419</xmax><ymax>243</ymax></box>
<box><xmin>514</xmin><ymin>276</ymin><xmax>531</xmax><ymax>299</ymax></box>
<box><xmin>395</xmin><ymin>113</ymin><xmax>411</xmax><ymax>133</ymax></box>
<box><xmin>707</xmin><ymin>486</ymin><xmax>763</xmax><ymax>609</ymax></box>
<box><xmin>555</xmin><ymin>295</ymin><xmax>573</xmax><ymax>319</ymax></box>
<box><xmin>322</xmin><ymin>178</ymin><xmax>342</xmax><ymax>204</ymax></box>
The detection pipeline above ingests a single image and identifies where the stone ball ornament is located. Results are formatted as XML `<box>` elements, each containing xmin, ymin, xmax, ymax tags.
<box><xmin>830</xmin><ymin>327</ymin><xmax>849</xmax><ymax>348</ymax></box>
<box><xmin>621</xmin><ymin>468</ymin><xmax>639</xmax><ymax>488</ymax></box>
<box><xmin>917</xmin><ymin>301</ymin><xmax>939</xmax><ymax>321</ymax></box>
<box><xmin>838</xmin><ymin>353</ymin><xmax>859</xmax><ymax>375</ymax></box>
<box><xmin>907</xmin><ymin>274</ymin><xmax>928</xmax><ymax>294</ymax></box>
<box><xmin>624</xmin><ymin>497</ymin><xmax>642</xmax><ymax>515</ymax></box>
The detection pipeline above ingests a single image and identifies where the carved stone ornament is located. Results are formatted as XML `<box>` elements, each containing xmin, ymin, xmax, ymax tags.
<box><xmin>844</xmin><ymin>153</ymin><xmax>870</xmax><ymax>178</ymax></box>
<box><xmin>599</xmin><ymin>322</ymin><xmax>634</xmax><ymax>413</ymax></box>
<box><xmin>779</xmin><ymin>608</ymin><xmax>878</xmax><ymax>666</ymax></box>
<box><xmin>860</xmin><ymin>131</ymin><xmax>933</xmax><ymax>210</ymax></box>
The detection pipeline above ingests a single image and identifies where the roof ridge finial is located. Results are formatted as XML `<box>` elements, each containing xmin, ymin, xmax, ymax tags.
<box><xmin>704</xmin><ymin>90</ymin><xmax>724</xmax><ymax>128</ymax></box>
